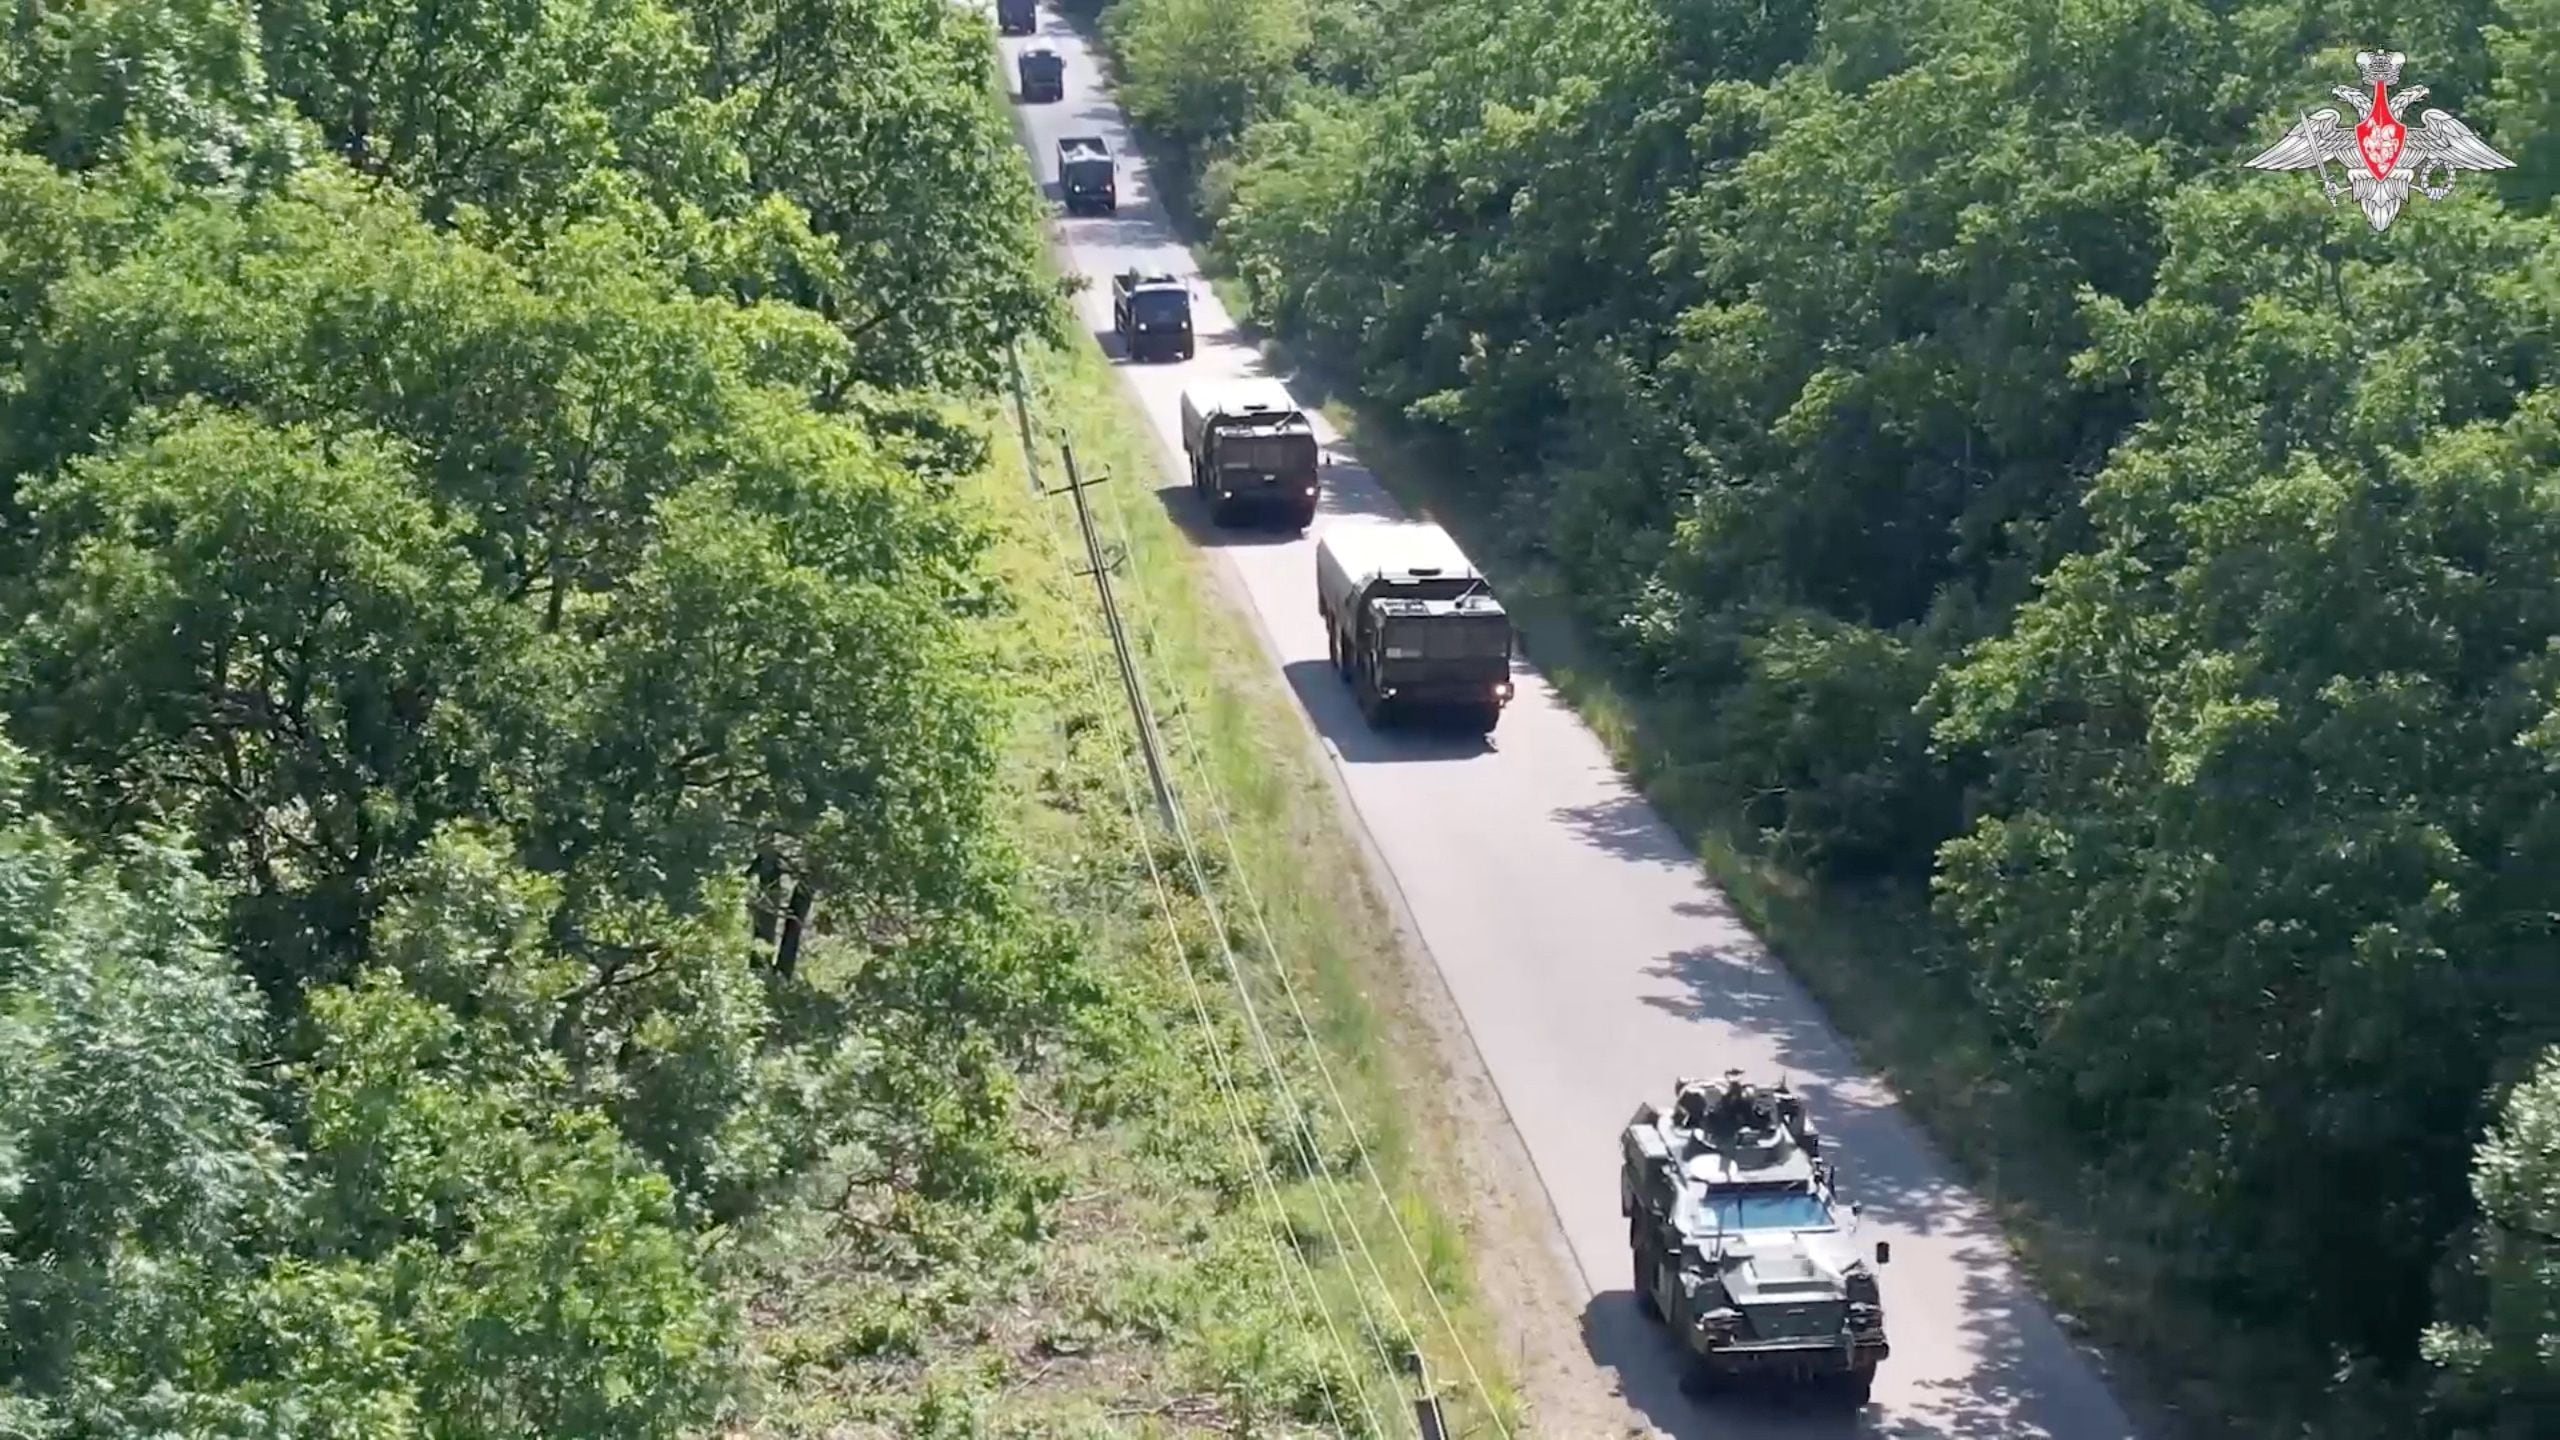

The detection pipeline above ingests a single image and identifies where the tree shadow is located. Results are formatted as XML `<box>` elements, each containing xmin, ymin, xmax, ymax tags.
<box><xmin>1550</xmin><ymin>791</ymin><xmax>1700</xmax><ymax>869</ymax></box>
<box><xmin>1278</xmin><ymin>660</ymin><xmax>1498</xmax><ymax>765</ymax></box>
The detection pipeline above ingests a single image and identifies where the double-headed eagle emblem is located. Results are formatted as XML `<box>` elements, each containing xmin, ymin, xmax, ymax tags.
<box><xmin>2243</xmin><ymin>50</ymin><xmax>2515</xmax><ymax>232</ymax></box>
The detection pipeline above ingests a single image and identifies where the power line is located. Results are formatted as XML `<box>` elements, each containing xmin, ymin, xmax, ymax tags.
<box><xmin>1092</xmin><ymin>462</ymin><xmax>1513</xmax><ymax>1439</ymax></box>
<box><xmin>1011</xmin><ymin>362</ymin><xmax>1382</xmax><ymax>1437</ymax></box>
<box><xmin>1044</xmin><ymin>432</ymin><xmax>1419</xmax><ymax>1433</ymax></box>
<box><xmin>1052</xmin><ymin>496</ymin><xmax>1443</xmax><ymax>1434</ymax></box>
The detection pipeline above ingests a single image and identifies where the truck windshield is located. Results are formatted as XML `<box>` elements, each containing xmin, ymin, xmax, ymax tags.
<box><xmin>1383</xmin><ymin>613</ymin><xmax>1508</xmax><ymax>659</ymax></box>
<box><xmin>1131</xmin><ymin>291</ymin><xmax>1188</xmax><ymax>325</ymax></box>
<box><xmin>1691</xmin><ymin>1189</ymin><xmax>1835</xmax><ymax>1232</ymax></box>
<box><xmin>1222</xmin><ymin>434</ymin><xmax>1316</xmax><ymax>477</ymax></box>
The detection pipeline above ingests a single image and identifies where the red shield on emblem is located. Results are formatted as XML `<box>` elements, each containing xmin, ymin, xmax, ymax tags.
<box><xmin>2356</xmin><ymin>88</ymin><xmax>2403</xmax><ymax>178</ymax></box>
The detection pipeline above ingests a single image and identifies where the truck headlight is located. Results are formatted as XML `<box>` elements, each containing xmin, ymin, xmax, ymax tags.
<box><xmin>1494</xmin><ymin>682</ymin><xmax>1512</xmax><ymax>699</ymax></box>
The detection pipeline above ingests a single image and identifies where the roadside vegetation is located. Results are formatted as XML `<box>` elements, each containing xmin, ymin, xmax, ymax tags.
<box><xmin>0</xmin><ymin>0</ymin><xmax>1510</xmax><ymax>1434</ymax></box>
<box><xmin>1078</xmin><ymin>0</ymin><xmax>2560</xmax><ymax>1434</ymax></box>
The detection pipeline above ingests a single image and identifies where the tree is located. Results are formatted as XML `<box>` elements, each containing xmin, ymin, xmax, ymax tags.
<box><xmin>0</xmin><ymin>739</ymin><xmax>283</xmax><ymax>1427</ymax></box>
<box><xmin>5</xmin><ymin>407</ymin><xmax>524</xmax><ymax>990</ymax></box>
<box><xmin>2426</xmin><ymin>1046</ymin><xmax>2560</xmax><ymax>1438</ymax></box>
<box><xmin>1106</xmin><ymin>0</ymin><xmax>1311</xmax><ymax>153</ymax></box>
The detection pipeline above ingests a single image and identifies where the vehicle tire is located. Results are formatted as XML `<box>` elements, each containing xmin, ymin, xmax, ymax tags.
<box><xmin>1837</xmin><ymin>1371</ymin><xmax>1874</xmax><ymax>1407</ymax></box>
<box><xmin>1182</xmin><ymin>339</ymin><xmax>1196</xmax><ymax>360</ymax></box>
<box><xmin>1357</xmin><ymin>679</ymin><xmax>1385</xmax><ymax>728</ymax></box>
<box><xmin>1327</xmin><ymin>627</ymin><xmax>1343</xmax><ymax>677</ymax></box>
<box><xmin>1679</xmin><ymin>1358</ymin><xmax>1723</xmax><ymax>1399</ymax></box>
<box><xmin>1632</xmin><ymin>1233</ymin><xmax>1660</xmax><ymax>1321</ymax></box>
<box><xmin>1476</xmin><ymin>702</ymin><xmax>1503</xmax><ymax>735</ymax></box>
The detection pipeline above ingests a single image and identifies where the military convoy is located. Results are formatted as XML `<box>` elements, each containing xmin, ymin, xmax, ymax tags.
<box><xmin>1112</xmin><ymin>271</ymin><xmax>1193</xmax><ymax>361</ymax></box>
<box><xmin>1017</xmin><ymin>44</ymin><xmax>1064</xmax><ymax>102</ymax></box>
<box><xmin>1621</xmin><ymin>1072</ymin><xmax>1892</xmax><ymax>1405</ymax></box>
<box><xmin>995</xmin><ymin>0</ymin><xmax>1034</xmax><ymax>34</ymax></box>
<box><xmin>1179</xmin><ymin>381</ymin><xmax>1320</xmax><ymax>528</ymax></box>
<box><xmin>1056</xmin><ymin>135</ymin><xmax>1114</xmax><ymax>213</ymax></box>
<box><xmin>1315</xmin><ymin>521</ymin><xmax>1514</xmax><ymax>732</ymax></box>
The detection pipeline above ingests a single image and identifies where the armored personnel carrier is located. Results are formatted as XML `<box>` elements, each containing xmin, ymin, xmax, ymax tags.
<box><xmin>1620</xmin><ymin>1071</ymin><xmax>1892</xmax><ymax>1404</ymax></box>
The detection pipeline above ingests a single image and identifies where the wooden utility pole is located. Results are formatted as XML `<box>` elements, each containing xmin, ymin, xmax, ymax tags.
<box><xmin>1053</xmin><ymin>442</ymin><xmax>1175</xmax><ymax>827</ymax></box>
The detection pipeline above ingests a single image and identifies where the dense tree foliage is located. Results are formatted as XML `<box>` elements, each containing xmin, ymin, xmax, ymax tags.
<box><xmin>0</xmin><ymin>0</ymin><xmax>1090</xmax><ymax>1430</ymax></box>
<box><xmin>1093</xmin><ymin>0</ymin><xmax>2560</xmax><ymax>1425</ymax></box>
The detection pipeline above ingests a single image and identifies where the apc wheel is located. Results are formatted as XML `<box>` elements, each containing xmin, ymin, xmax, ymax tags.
<box><xmin>1632</xmin><ymin>1230</ymin><xmax>1660</xmax><ymax>1320</ymax></box>
<box><xmin>1836</xmin><ymin>1371</ymin><xmax>1875</xmax><ymax>1408</ymax></box>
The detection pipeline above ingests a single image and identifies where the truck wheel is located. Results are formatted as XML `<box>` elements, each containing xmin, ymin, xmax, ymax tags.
<box><xmin>1476</xmin><ymin>703</ymin><xmax>1502</xmax><ymax>735</ymax></box>
<box><xmin>1357</xmin><ymin>680</ymin><xmax>1385</xmax><ymax>728</ymax></box>
<box><xmin>1837</xmin><ymin>1371</ymin><xmax>1874</xmax><ymax>1407</ymax></box>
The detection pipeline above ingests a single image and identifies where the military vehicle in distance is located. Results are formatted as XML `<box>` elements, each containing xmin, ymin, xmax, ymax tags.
<box><xmin>1179</xmin><ymin>380</ymin><xmax>1318</xmax><ymax>528</ymax></box>
<box><xmin>1112</xmin><ymin>270</ymin><xmax>1193</xmax><ymax>361</ymax></box>
<box><xmin>1017</xmin><ymin>45</ymin><xmax>1064</xmax><ymax>102</ymax></box>
<box><xmin>1056</xmin><ymin>135</ymin><xmax>1114</xmax><ymax>213</ymax></box>
<box><xmin>1621</xmin><ymin>1072</ymin><xmax>1892</xmax><ymax>1405</ymax></box>
<box><xmin>996</xmin><ymin>0</ymin><xmax>1034</xmax><ymax>34</ymax></box>
<box><xmin>1315</xmin><ymin>520</ymin><xmax>1514</xmax><ymax>732</ymax></box>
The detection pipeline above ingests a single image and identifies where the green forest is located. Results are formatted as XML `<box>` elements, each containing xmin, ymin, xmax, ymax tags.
<box><xmin>0</xmin><ymin>0</ymin><xmax>1086</xmax><ymax>1430</ymax></box>
<box><xmin>0</xmin><ymin>0</ymin><xmax>1525</xmax><ymax>1430</ymax></box>
<box><xmin>1085</xmin><ymin>0</ymin><xmax>2560</xmax><ymax>1432</ymax></box>
<box><xmin>0</xmin><ymin>0</ymin><xmax>1209</xmax><ymax>1432</ymax></box>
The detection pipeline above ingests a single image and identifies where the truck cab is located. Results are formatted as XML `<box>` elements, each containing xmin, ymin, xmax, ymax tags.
<box><xmin>1017</xmin><ymin>45</ymin><xmax>1064</xmax><ymax>102</ymax></box>
<box><xmin>1179</xmin><ymin>381</ymin><xmax>1320</xmax><ymax>528</ymax></box>
<box><xmin>1056</xmin><ymin>135</ymin><xmax>1114</xmax><ymax>213</ymax></box>
<box><xmin>1113</xmin><ymin>271</ymin><xmax>1193</xmax><ymax>361</ymax></box>
<box><xmin>1315</xmin><ymin>522</ymin><xmax>1514</xmax><ymax>733</ymax></box>
<box><xmin>996</xmin><ymin>0</ymin><xmax>1034</xmax><ymax>34</ymax></box>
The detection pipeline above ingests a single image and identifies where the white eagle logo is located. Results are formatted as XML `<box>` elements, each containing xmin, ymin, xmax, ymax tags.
<box><xmin>2243</xmin><ymin>50</ymin><xmax>2515</xmax><ymax>232</ymax></box>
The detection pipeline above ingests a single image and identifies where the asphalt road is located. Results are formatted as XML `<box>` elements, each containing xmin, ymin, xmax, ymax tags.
<box><xmin>997</xmin><ymin>17</ymin><xmax>2145</xmax><ymax>1439</ymax></box>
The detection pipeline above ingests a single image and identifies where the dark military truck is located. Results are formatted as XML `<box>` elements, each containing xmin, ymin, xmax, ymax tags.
<box><xmin>1056</xmin><ymin>135</ymin><xmax>1114</xmax><ymax>213</ymax></box>
<box><xmin>996</xmin><ymin>0</ymin><xmax>1034</xmax><ymax>34</ymax></box>
<box><xmin>1179</xmin><ymin>381</ymin><xmax>1318</xmax><ymax>528</ymax></box>
<box><xmin>1017</xmin><ymin>44</ymin><xmax>1063</xmax><ymax>102</ymax></box>
<box><xmin>1315</xmin><ymin>521</ymin><xmax>1514</xmax><ymax>732</ymax></box>
<box><xmin>1621</xmin><ymin>1073</ymin><xmax>1893</xmax><ymax>1405</ymax></box>
<box><xmin>1112</xmin><ymin>271</ymin><xmax>1193</xmax><ymax>361</ymax></box>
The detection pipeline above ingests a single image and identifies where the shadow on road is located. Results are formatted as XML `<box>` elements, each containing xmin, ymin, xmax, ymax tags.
<box><xmin>1550</xmin><ymin>792</ymin><xmax>1698</xmax><ymax>869</ymax></box>
<box><xmin>1148</xmin><ymin>480</ymin><xmax>1304</xmax><ymax>549</ymax></box>
<box><xmin>1091</xmin><ymin>327</ymin><xmax>1193</xmax><ymax>367</ymax></box>
<box><xmin>1584</xmin><ymin>1292</ymin><xmax>1883</xmax><ymax>1440</ymax></box>
<box><xmin>1278</xmin><ymin>659</ymin><xmax>1497</xmax><ymax>765</ymax></box>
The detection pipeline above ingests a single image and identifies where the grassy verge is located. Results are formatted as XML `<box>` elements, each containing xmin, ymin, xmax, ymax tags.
<box><xmin>732</xmin><ymin>328</ymin><xmax>1523</xmax><ymax>1437</ymax></box>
